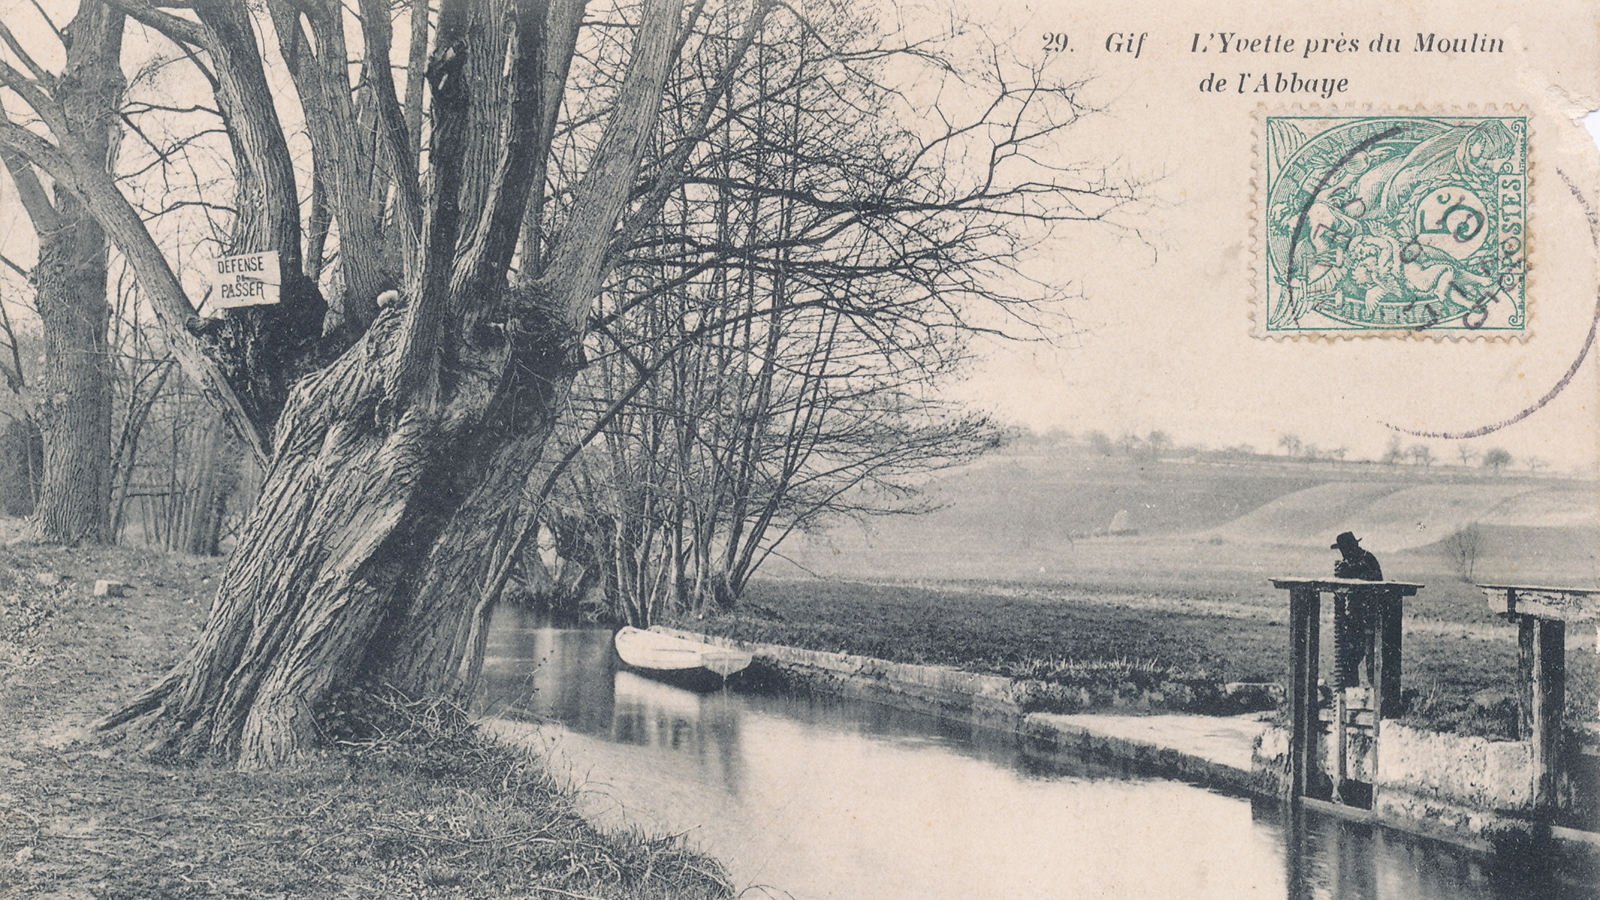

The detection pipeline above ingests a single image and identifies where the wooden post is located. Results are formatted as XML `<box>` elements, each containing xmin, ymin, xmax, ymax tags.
<box><xmin>1365</xmin><ymin>588</ymin><xmax>1394</xmax><ymax>809</ymax></box>
<box><xmin>1377</xmin><ymin>588</ymin><xmax>1403</xmax><ymax>718</ymax></box>
<box><xmin>1282</xmin><ymin>801</ymin><xmax>1311</xmax><ymax>900</ymax></box>
<box><xmin>1287</xmin><ymin>585</ymin><xmax>1321</xmax><ymax>801</ymax></box>
<box><xmin>1331</xmin><ymin>688</ymin><xmax>1347</xmax><ymax>802</ymax></box>
<box><xmin>1518</xmin><ymin>616</ymin><xmax>1566</xmax><ymax>813</ymax></box>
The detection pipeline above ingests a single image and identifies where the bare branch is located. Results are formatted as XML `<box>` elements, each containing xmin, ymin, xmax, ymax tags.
<box><xmin>0</xmin><ymin>251</ymin><xmax>29</xmax><ymax>279</ymax></box>
<box><xmin>0</xmin><ymin>143</ymin><xmax>61</xmax><ymax>232</ymax></box>
<box><xmin>24</xmin><ymin>0</ymin><xmax>67</xmax><ymax>47</ymax></box>
<box><xmin>0</xmin><ymin>104</ymin><xmax>268</xmax><ymax>464</ymax></box>
<box><xmin>107</xmin><ymin>0</ymin><xmax>209</xmax><ymax>49</ymax></box>
<box><xmin>0</xmin><ymin>18</ymin><xmax>55</xmax><ymax>86</ymax></box>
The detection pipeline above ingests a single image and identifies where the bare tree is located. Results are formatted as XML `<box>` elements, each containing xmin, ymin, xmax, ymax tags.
<box><xmin>1442</xmin><ymin>522</ymin><xmax>1482</xmax><ymax>582</ymax></box>
<box><xmin>1145</xmin><ymin>430</ymin><xmax>1171</xmax><ymax>461</ymax></box>
<box><xmin>1276</xmin><ymin>433</ymin><xmax>1301</xmax><ymax>458</ymax></box>
<box><xmin>536</xmin><ymin>9</ymin><xmax>1114</xmax><ymax>622</ymax></box>
<box><xmin>1381</xmin><ymin>434</ymin><xmax>1405</xmax><ymax>465</ymax></box>
<box><xmin>0</xmin><ymin>277</ymin><xmax>42</xmax><ymax>514</ymax></box>
<box><xmin>0</xmin><ymin>2</ymin><xmax>123</xmax><ymax>544</ymax></box>
<box><xmin>1407</xmin><ymin>443</ymin><xmax>1434</xmax><ymax>467</ymax></box>
<box><xmin>1456</xmin><ymin>444</ymin><xmax>1477</xmax><ymax>466</ymax></box>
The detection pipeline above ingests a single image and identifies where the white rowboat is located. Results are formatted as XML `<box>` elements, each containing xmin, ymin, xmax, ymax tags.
<box><xmin>613</xmin><ymin>627</ymin><xmax>752</xmax><ymax>691</ymax></box>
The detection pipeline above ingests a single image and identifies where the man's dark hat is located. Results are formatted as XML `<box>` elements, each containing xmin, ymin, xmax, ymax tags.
<box><xmin>1331</xmin><ymin>531</ymin><xmax>1361</xmax><ymax>550</ymax></box>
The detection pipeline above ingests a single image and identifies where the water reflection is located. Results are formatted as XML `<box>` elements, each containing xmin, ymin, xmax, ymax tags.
<box><xmin>1267</xmin><ymin>800</ymin><xmax>1581</xmax><ymax>900</ymax></box>
<box><xmin>481</xmin><ymin>609</ymin><xmax>1591</xmax><ymax>900</ymax></box>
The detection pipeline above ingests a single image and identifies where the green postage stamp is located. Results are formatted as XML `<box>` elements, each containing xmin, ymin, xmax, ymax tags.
<box><xmin>1256</xmin><ymin>110</ymin><xmax>1528</xmax><ymax>338</ymax></box>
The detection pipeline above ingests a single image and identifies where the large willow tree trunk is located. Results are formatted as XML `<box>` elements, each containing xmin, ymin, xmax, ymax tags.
<box><xmin>95</xmin><ymin>0</ymin><xmax>688</xmax><ymax>769</ymax></box>
<box><xmin>99</xmin><ymin>305</ymin><xmax>587</xmax><ymax>765</ymax></box>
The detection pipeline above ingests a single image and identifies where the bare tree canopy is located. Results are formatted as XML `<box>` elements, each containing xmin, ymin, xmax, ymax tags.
<box><xmin>0</xmin><ymin>0</ymin><xmax>1135</xmax><ymax>768</ymax></box>
<box><xmin>528</xmin><ymin>4</ymin><xmax>1132</xmax><ymax>623</ymax></box>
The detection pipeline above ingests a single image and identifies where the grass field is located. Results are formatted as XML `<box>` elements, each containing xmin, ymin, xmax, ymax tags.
<box><xmin>674</xmin><ymin>577</ymin><xmax>1596</xmax><ymax>738</ymax></box>
<box><xmin>680</xmin><ymin>448</ymin><xmax>1600</xmax><ymax>738</ymax></box>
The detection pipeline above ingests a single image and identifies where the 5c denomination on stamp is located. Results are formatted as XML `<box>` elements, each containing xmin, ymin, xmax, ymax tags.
<box><xmin>1255</xmin><ymin>109</ymin><xmax>1527</xmax><ymax>338</ymax></box>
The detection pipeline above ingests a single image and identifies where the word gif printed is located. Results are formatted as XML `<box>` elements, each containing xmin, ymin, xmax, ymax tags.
<box><xmin>1040</xmin><ymin>31</ymin><xmax>1506</xmax><ymax>99</ymax></box>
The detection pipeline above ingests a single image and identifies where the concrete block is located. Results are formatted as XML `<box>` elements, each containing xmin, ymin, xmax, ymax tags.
<box><xmin>1378</xmin><ymin>721</ymin><xmax>1533</xmax><ymax>810</ymax></box>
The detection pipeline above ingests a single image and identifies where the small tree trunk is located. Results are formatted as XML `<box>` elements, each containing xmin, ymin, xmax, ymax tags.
<box><xmin>31</xmin><ymin>210</ymin><xmax>112</xmax><ymax>544</ymax></box>
<box><xmin>24</xmin><ymin>3</ymin><xmax>122</xmax><ymax>545</ymax></box>
<box><xmin>180</xmin><ymin>414</ymin><xmax>232</xmax><ymax>556</ymax></box>
<box><xmin>0</xmin><ymin>416</ymin><xmax>43</xmax><ymax>516</ymax></box>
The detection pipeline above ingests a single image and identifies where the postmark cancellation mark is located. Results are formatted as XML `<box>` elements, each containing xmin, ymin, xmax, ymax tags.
<box><xmin>1256</xmin><ymin>111</ymin><xmax>1527</xmax><ymax>338</ymax></box>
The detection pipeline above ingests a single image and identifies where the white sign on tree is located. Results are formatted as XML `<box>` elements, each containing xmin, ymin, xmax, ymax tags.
<box><xmin>208</xmin><ymin>250</ymin><xmax>281</xmax><ymax>309</ymax></box>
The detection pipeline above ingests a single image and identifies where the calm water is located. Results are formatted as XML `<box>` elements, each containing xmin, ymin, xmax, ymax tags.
<box><xmin>480</xmin><ymin>608</ymin><xmax>1586</xmax><ymax>900</ymax></box>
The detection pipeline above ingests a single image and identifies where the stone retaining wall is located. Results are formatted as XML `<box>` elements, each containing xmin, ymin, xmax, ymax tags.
<box><xmin>659</xmin><ymin>626</ymin><xmax>1281</xmax><ymax>718</ymax></box>
<box><xmin>1251</xmin><ymin>721</ymin><xmax>1536</xmax><ymax>811</ymax></box>
<box><xmin>656</xmin><ymin>626</ymin><xmax>1031</xmax><ymax>723</ymax></box>
<box><xmin>1250</xmin><ymin>720</ymin><xmax>1565</xmax><ymax>850</ymax></box>
<box><xmin>655</xmin><ymin>626</ymin><xmax>1272</xmax><ymax>794</ymax></box>
<box><xmin>1380</xmin><ymin>722</ymin><xmax>1535</xmax><ymax>810</ymax></box>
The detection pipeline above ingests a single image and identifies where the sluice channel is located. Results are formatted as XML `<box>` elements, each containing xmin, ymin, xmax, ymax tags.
<box><xmin>480</xmin><ymin>607</ymin><xmax>1589</xmax><ymax>900</ymax></box>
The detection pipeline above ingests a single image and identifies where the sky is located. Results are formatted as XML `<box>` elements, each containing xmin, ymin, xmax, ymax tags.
<box><xmin>935</xmin><ymin>0</ymin><xmax>1600</xmax><ymax>472</ymax></box>
<box><xmin>2</xmin><ymin>0</ymin><xmax>1599</xmax><ymax>472</ymax></box>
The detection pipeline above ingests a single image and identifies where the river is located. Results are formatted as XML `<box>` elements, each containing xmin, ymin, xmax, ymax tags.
<box><xmin>480</xmin><ymin>608</ymin><xmax>1585</xmax><ymax>900</ymax></box>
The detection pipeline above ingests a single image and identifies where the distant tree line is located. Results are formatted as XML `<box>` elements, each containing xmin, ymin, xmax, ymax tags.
<box><xmin>1050</xmin><ymin>427</ymin><xmax>1529</xmax><ymax>474</ymax></box>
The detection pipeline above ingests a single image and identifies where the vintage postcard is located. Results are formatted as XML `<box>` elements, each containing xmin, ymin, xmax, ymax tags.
<box><xmin>0</xmin><ymin>0</ymin><xmax>1597</xmax><ymax>899</ymax></box>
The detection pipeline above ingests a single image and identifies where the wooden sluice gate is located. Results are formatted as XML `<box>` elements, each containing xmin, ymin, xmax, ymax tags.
<box><xmin>1269</xmin><ymin>577</ymin><xmax>1424</xmax><ymax>808</ymax></box>
<box><xmin>1478</xmin><ymin>584</ymin><xmax>1599</xmax><ymax>820</ymax></box>
<box><xmin>1267</xmin><ymin>574</ymin><xmax>1600</xmax><ymax>849</ymax></box>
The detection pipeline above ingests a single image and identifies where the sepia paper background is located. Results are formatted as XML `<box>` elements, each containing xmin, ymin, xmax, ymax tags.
<box><xmin>947</xmin><ymin>0</ymin><xmax>1600</xmax><ymax>476</ymax></box>
<box><xmin>2</xmin><ymin>1</ymin><xmax>1598</xmax><ymax>898</ymax></box>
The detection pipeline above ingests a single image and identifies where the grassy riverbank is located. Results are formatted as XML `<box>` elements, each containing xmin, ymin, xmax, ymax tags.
<box><xmin>669</xmin><ymin>577</ymin><xmax>1599</xmax><ymax>738</ymax></box>
<box><xmin>0</xmin><ymin>542</ymin><xmax>730</xmax><ymax>900</ymax></box>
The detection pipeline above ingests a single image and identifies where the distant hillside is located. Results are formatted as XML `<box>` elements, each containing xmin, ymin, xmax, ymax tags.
<box><xmin>1208</xmin><ymin>480</ymin><xmax>1599</xmax><ymax>552</ymax></box>
<box><xmin>868</xmin><ymin>448</ymin><xmax>1589</xmax><ymax>547</ymax></box>
<box><xmin>773</xmin><ymin>447</ymin><xmax>1599</xmax><ymax>591</ymax></box>
<box><xmin>913</xmin><ymin>454</ymin><xmax>1334</xmax><ymax>539</ymax></box>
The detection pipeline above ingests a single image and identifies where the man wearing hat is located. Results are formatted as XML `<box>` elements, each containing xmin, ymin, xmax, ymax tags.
<box><xmin>1331</xmin><ymin>532</ymin><xmax>1382</xmax><ymax>688</ymax></box>
<box><xmin>1332</xmin><ymin>531</ymin><xmax>1382</xmax><ymax>581</ymax></box>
